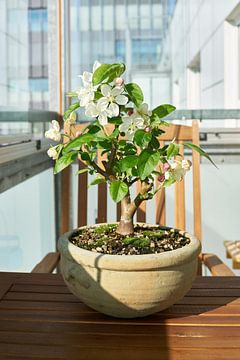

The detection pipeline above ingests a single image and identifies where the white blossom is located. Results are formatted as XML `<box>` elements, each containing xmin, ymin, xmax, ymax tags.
<box><xmin>85</xmin><ymin>98</ymin><xmax>109</xmax><ymax>125</ymax></box>
<box><xmin>165</xmin><ymin>160</ymin><xmax>192</xmax><ymax>182</ymax></box>
<box><xmin>134</xmin><ymin>103</ymin><xmax>152</xmax><ymax>120</ymax></box>
<box><xmin>119</xmin><ymin>114</ymin><xmax>145</xmax><ymax>140</ymax></box>
<box><xmin>77</xmin><ymin>61</ymin><xmax>101</xmax><ymax>107</ymax></box>
<box><xmin>181</xmin><ymin>159</ymin><xmax>192</xmax><ymax>170</ymax></box>
<box><xmin>45</xmin><ymin>120</ymin><xmax>61</xmax><ymax>142</ymax></box>
<box><xmin>47</xmin><ymin>146</ymin><xmax>58</xmax><ymax>160</ymax></box>
<box><xmin>100</xmin><ymin>84</ymin><xmax>128</xmax><ymax>117</ymax></box>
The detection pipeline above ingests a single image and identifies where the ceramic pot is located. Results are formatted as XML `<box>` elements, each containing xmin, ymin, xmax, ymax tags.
<box><xmin>58</xmin><ymin>224</ymin><xmax>201</xmax><ymax>318</ymax></box>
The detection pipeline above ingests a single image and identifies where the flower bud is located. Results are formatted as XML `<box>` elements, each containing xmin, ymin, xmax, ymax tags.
<box><xmin>145</xmin><ymin>126</ymin><xmax>152</xmax><ymax>133</ymax></box>
<box><xmin>158</xmin><ymin>174</ymin><xmax>165</xmax><ymax>183</ymax></box>
<box><xmin>163</xmin><ymin>162</ymin><xmax>171</xmax><ymax>172</ymax></box>
<box><xmin>47</xmin><ymin>147</ymin><xmax>58</xmax><ymax>160</ymax></box>
<box><xmin>115</xmin><ymin>77</ymin><xmax>124</xmax><ymax>86</ymax></box>
<box><xmin>181</xmin><ymin>159</ymin><xmax>192</xmax><ymax>170</ymax></box>
<box><xmin>76</xmin><ymin>131</ymin><xmax>81</xmax><ymax>137</ymax></box>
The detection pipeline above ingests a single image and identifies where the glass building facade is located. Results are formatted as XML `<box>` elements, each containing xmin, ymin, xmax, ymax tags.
<box><xmin>0</xmin><ymin>0</ymin><xmax>49</xmax><ymax>113</ymax></box>
<box><xmin>69</xmin><ymin>0</ymin><xmax>175</xmax><ymax>110</ymax></box>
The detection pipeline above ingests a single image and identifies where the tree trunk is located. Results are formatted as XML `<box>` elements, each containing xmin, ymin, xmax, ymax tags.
<box><xmin>116</xmin><ymin>195</ymin><xmax>134</xmax><ymax>235</ymax></box>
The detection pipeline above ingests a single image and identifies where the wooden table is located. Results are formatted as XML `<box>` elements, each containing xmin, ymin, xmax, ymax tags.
<box><xmin>0</xmin><ymin>273</ymin><xmax>240</xmax><ymax>360</ymax></box>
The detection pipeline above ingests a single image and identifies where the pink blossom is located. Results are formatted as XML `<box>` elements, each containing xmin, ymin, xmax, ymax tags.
<box><xmin>115</xmin><ymin>77</ymin><xmax>124</xmax><ymax>86</ymax></box>
<box><xmin>163</xmin><ymin>162</ymin><xmax>171</xmax><ymax>172</ymax></box>
<box><xmin>158</xmin><ymin>174</ymin><xmax>165</xmax><ymax>183</ymax></box>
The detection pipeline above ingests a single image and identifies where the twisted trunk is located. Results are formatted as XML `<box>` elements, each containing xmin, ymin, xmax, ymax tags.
<box><xmin>116</xmin><ymin>182</ymin><xmax>153</xmax><ymax>236</ymax></box>
<box><xmin>116</xmin><ymin>194</ymin><xmax>134</xmax><ymax>235</ymax></box>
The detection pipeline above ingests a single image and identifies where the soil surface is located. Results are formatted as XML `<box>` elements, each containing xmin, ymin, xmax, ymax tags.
<box><xmin>70</xmin><ymin>224</ymin><xmax>191</xmax><ymax>255</ymax></box>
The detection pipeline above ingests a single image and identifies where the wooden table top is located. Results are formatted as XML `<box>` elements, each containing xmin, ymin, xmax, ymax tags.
<box><xmin>0</xmin><ymin>272</ymin><xmax>240</xmax><ymax>360</ymax></box>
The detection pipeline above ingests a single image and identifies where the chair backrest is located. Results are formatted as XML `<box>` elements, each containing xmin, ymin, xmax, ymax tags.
<box><xmin>63</xmin><ymin>121</ymin><xmax>201</xmax><ymax>242</ymax></box>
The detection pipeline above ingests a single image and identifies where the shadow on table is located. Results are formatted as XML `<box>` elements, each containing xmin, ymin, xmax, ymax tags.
<box><xmin>59</xmin><ymin>250</ymin><xmax>239</xmax><ymax>360</ymax></box>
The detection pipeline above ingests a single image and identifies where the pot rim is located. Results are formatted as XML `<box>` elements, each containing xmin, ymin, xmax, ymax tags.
<box><xmin>58</xmin><ymin>223</ymin><xmax>201</xmax><ymax>271</ymax></box>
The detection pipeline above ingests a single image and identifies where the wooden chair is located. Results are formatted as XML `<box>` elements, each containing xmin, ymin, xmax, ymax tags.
<box><xmin>33</xmin><ymin>121</ymin><xmax>234</xmax><ymax>276</ymax></box>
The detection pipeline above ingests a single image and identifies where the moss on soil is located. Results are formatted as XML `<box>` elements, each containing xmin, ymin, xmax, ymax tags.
<box><xmin>70</xmin><ymin>224</ymin><xmax>190</xmax><ymax>255</ymax></box>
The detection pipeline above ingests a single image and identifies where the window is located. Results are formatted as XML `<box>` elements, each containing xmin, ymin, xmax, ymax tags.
<box><xmin>116</xmin><ymin>39</ymin><xmax>161</xmax><ymax>66</ymax></box>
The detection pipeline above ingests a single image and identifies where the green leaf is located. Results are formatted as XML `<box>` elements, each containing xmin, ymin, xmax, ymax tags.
<box><xmin>151</xmin><ymin>104</ymin><xmax>176</xmax><ymax>120</ymax></box>
<box><xmin>80</xmin><ymin>152</ymin><xmax>91</xmax><ymax>161</ymax></box>
<box><xmin>63</xmin><ymin>133</ymin><xmax>95</xmax><ymax>153</ymax></box>
<box><xmin>76</xmin><ymin>168</ymin><xmax>89</xmax><ymax>175</ymax></box>
<box><xmin>167</xmin><ymin>143</ymin><xmax>180</xmax><ymax>159</ymax></box>
<box><xmin>63</xmin><ymin>102</ymin><xmax>80</xmax><ymax>120</ymax></box>
<box><xmin>92</xmin><ymin>63</ymin><xmax>125</xmax><ymax>85</ymax></box>
<box><xmin>54</xmin><ymin>152</ymin><xmax>77</xmax><ymax>174</ymax></box>
<box><xmin>149</xmin><ymin>136</ymin><xmax>160</xmax><ymax>149</ymax></box>
<box><xmin>87</xmin><ymin>125</ymin><xmax>102</xmax><ymax>134</ymax></box>
<box><xmin>110</xmin><ymin>180</ymin><xmax>129</xmax><ymax>203</ymax></box>
<box><xmin>134</xmin><ymin>129</ymin><xmax>146</xmax><ymax>146</ymax></box>
<box><xmin>133</xmin><ymin>130</ymin><xmax>152</xmax><ymax>148</ymax></box>
<box><xmin>163</xmin><ymin>177</ymin><xmax>175</xmax><ymax>187</ymax></box>
<box><xmin>108</xmin><ymin>117</ymin><xmax>122</xmax><ymax>125</ymax></box>
<box><xmin>119</xmin><ymin>155</ymin><xmax>138</xmax><ymax>172</ymax></box>
<box><xmin>137</xmin><ymin>149</ymin><xmax>160</xmax><ymax>180</ymax></box>
<box><xmin>184</xmin><ymin>142</ymin><xmax>218</xmax><ymax>168</ymax></box>
<box><xmin>89</xmin><ymin>175</ymin><xmax>106</xmax><ymax>186</ymax></box>
<box><xmin>125</xmin><ymin>83</ymin><xmax>144</xmax><ymax>107</ymax></box>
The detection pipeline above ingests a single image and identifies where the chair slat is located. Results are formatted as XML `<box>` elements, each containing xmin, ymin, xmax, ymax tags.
<box><xmin>160</xmin><ymin>124</ymin><xmax>193</xmax><ymax>141</ymax></box>
<box><xmin>155</xmin><ymin>141</ymin><xmax>166</xmax><ymax>225</ymax></box>
<box><xmin>116</xmin><ymin>202</ymin><xmax>121</xmax><ymax>222</ymax></box>
<box><xmin>136</xmin><ymin>181</ymin><xmax>146</xmax><ymax>223</ymax></box>
<box><xmin>155</xmin><ymin>188</ymin><xmax>166</xmax><ymax>225</ymax></box>
<box><xmin>78</xmin><ymin>160</ymin><xmax>88</xmax><ymax>226</ymax></box>
<box><xmin>175</xmin><ymin>141</ymin><xmax>186</xmax><ymax>230</ymax></box>
<box><xmin>97</xmin><ymin>150</ymin><xmax>107</xmax><ymax>223</ymax></box>
<box><xmin>192</xmin><ymin>121</ymin><xmax>202</xmax><ymax>242</ymax></box>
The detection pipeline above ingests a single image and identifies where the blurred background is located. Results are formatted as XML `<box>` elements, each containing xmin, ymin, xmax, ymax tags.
<box><xmin>0</xmin><ymin>0</ymin><xmax>240</xmax><ymax>273</ymax></box>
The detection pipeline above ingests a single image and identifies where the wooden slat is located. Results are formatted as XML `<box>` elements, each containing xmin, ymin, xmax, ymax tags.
<box><xmin>136</xmin><ymin>180</ymin><xmax>146</xmax><ymax>222</ymax></box>
<box><xmin>78</xmin><ymin>160</ymin><xmax>88</xmax><ymax>226</ymax></box>
<box><xmin>202</xmin><ymin>253</ymin><xmax>235</xmax><ymax>276</ymax></box>
<box><xmin>174</xmin><ymin>141</ymin><xmax>185</xmax><ymax>230</ymax></box>
<box><xmin>224</xmin><ymin>241</ymin><xmax>240</xmax><ymax>269</ymax></box>
<box><xmin>31</xmin><ymin>253</ymin><xmax>60</xmax><ymax>274</ymax></box>
<box><xmin>155</xmin><ymin>141</ymin><xmax>166</xmax><ymax>225</ymax></box>
<box><xmin>97</xmin><ymin>150</ymin><xmax>107</xmax><ymax>223</ymax></box>
<box><xmin>159</xmin><ymin>124</ymin><xmax>193</xmax><ymax>141</ymax></box>
<box><xmin>192</xmin><ymin>120</ymin><xmax>202</xmax><ymax>242</ymax></box>
<box><xmin>116</xmin><ymin>202</ymin><xmax>121</xmax><ymax>222</ymax></box>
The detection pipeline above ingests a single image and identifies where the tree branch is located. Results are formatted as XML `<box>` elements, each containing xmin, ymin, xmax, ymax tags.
<box><xmin>126</xmin><ymin>181</ymin><xmax>153</xmax><ymax>218</ymax></box>
<box><xmin>89</xmin><ymin>160</ymin><xmax>108</xmax><ymax>178</ymax></box>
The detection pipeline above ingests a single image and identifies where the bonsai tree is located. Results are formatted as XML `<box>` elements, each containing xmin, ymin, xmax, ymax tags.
<box><xmin>45</xmin><ymin>61</ymin><xmax>213</xmax><ymax>236</ymax></box>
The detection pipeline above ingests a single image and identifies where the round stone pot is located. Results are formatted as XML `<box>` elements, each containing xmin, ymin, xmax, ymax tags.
<box><xmin>58</xmin><ymin>224</ymin><xmax>201</xmax><ymax>318</ymax></box>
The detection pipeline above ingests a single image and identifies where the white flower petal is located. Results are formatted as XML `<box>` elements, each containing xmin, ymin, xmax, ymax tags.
<box><xmin>141</xmin><ymin>103</ymin><xmax>149</xmax><ymax>114</ymax></box>
<box><xmin>101</xmin><ymin>84</ymin><xmax>112</xmax><ymax>97</ymax></box>
<box><xmin>45</xmin><ymin>129</ymin><xmax>61</xmax><ymax>142</ymax></box>
<box><xmin>111</xmin><ymin>86</ymin><xmax>122</xmax><ymax>97</ymax></box>
<box><xmin>97</xmin><ymin>97</ymin><xmax>109</xmax><ymax>111</ymax></box>
<box><xmin>85</xmin><ymin>103</ymin><xmax>99</xmax><ymax>118</ymax></box>
<box><xmin>98</xmin><ymin>112</ymin><xmax>108</xmax><ymax>125</ymax></box>
<box><xmin>115</xmin><ymin>94</ymin><xmax>128</xmax><ymax>105</ymax></box>
<box><xmin>93</xmin><ymin>60</ymin><xmax>101</xmax><ymax>73</ymax></box>
<box><xmin>52</xmin><ymin>120</ymin><xmax>60</xmax><ymax>132</ymax></box>
<box><xmin>47</xmin><ymin>147</ymin><xmax>58</xmax><ymax>160</ymax></box>
<box><xmin>108</xmin><ymin>102</ymin><xmax>119</xmax><ymax>117</ymax></box>
<box><xmin>81</xmin><ymin>71</ymin><xmax>92</xmax><ymax>85</ymax></box>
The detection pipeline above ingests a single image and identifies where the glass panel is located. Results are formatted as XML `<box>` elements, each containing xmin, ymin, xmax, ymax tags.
<box><xmin>0</xmin><ymin>0</ymin><xmax>50</xmax><ymax>136</ymax></box>
<box><xmin>0</xmin><ymin>169</ymin><xmax>55</xmax><ymax>272</ymax></box>
<box><xmin>68</xmin><ymin>1</ymin><xmax>169</xmax><ymax>118</ymax></box>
